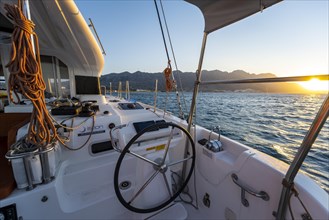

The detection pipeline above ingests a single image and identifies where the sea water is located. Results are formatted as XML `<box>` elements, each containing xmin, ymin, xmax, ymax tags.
<box><xmin>127</xmin><ymin>92</ymin><xmax>329</xmax><ymax>193</ymax></box>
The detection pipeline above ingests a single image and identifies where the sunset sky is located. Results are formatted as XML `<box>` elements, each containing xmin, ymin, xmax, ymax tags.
<box><xmin>76</xmin><ymin>0</ymin><xmax>328</xmax><ymax>80</ymax></box>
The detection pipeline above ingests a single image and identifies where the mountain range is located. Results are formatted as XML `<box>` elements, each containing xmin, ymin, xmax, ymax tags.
<box><xmin>100</xmin><ymin>70</ymin><xmax>309</xmax><ymax>93</ymax></box>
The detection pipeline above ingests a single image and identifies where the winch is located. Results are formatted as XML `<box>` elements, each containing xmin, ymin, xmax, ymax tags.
<box><xmin>205</xmin><ymin>126</ymin><xmax>223</xmax><ymax>152</ymax></box>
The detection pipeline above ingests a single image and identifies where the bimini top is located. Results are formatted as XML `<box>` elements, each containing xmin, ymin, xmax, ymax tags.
<box><xmin>0</xmin><ymin>0</ymin><xmax>104</xmax><ymax>77</ymax></box>
<box><xmin>185</xmin><ymin>0</ymin><xmax>283</xmax><ymax>33</ymax></box>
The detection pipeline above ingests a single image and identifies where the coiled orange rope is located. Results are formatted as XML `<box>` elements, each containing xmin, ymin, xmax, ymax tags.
<box><xmin>5</xmin><ymin>3</ymin><xmax>57</xmax><ymax>148</ymax></box>
<box><xmin>164</xmin><ymin>65</ymin><xmax>173</xmax><ymax>92</ymax></box>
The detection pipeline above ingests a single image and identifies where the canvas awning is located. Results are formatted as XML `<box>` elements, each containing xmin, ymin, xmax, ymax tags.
<box><xmin>0</xmin><ymin>0</ymin><xmax>104</xmax><ymax>77</ymax></box>
<box><xmin>185</xmin><ymin>0</ymin><xmax>283</xmax><ymax>33</ymax></box>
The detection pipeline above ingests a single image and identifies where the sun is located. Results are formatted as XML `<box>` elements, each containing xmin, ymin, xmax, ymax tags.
<box><xmin>298</xmin><ymin>78</ymin><xmax>329</xmax><ymax>92</ymax></box>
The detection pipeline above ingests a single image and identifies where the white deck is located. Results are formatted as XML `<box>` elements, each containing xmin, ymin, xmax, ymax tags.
<box><xmin>1</xmin><ymin>95</ymin><xmax>328</xmax><ymax>220</ymax></box>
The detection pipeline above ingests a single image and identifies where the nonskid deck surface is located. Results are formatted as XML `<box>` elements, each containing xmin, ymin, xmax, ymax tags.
<box><xmin>71</xmin><ymin>202</ymin><xmax>187</xmax><ymax>219</ymax></box>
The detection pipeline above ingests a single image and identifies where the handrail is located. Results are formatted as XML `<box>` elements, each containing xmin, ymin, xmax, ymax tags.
<box><xmin>88</xmin><ymin>18</ymin><xmax>106</xmax><ymax>55</ymax></box>
<box><xmin>200</xmin><ymin>74</ymin><xmax>329</xmax><ymax>85</ymax></box>
<box><xmin>5</xmin><ymin>141</ymin><xmax>56</xmax><ymax>190</ymax></box>
<box><xmin>231</xmin><ymin>173</ymin><xmax>270</xmax><ymax>207</ymax></box>
<box><xmin>184</xmin><ymin>32</ymin><xmax>208</xmax><ymax>180</ymax></box>
<box><xmin>109</xmin><ymin>124</ymin><xmax>127</xmax><ymax>153</ymax></box>
<box><xmin>5</xmin><ymin>144</ymin><xmax>55</xmax><ymax>160</ymax></box>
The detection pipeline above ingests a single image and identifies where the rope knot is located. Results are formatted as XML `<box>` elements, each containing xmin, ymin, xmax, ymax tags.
<box><xmin>16</xmin><ymin>18</ymin><xmax>35</xmax><ymax>35</ymax></box>
<box><xmin>5</xmin><ymin>4</ymin><xmax>35</xmax><ymax>35</ymax></box>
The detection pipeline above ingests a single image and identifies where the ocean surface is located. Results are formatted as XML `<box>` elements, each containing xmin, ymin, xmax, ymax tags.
<box><xmin>126</xmin><ymin>92</ymin><xmax>329</xmax><ymax>193</ymax></box>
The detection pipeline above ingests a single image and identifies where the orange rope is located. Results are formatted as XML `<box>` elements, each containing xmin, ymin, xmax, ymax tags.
<box><xmin>5</xmin><ymin>3</ymin><xmax>57</xmax><ymax>148</ymax></box>
<box><xmin>164</xmin><ymin>65</ymin><xmax>173</xmax><ymax>92</ymax></box>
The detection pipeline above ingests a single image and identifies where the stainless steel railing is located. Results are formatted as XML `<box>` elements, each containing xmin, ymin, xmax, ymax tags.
<box><xmin>200</xmin><ymin>74</ymin><xmax>329</xmax><ymax>85</ymax></box>
<box><xmin>187</xmin><ymin>73</ymin><xmax>329</xmax><ymax>218</ymax></box>
<box><xmin>231</xmin><ymin>173</ymin><xmax>270</xmax><ymax>207</ymax></box>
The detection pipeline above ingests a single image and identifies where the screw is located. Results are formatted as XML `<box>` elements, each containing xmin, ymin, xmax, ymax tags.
<box><xmin>203</xmin><ymin>193</ymin><xmax>211</xmax><ymax>208</ymax></box>
<box><xmin>41</xmin><ymin>196</ymin><xmax>48</xmax><ymax>202</ymax></box>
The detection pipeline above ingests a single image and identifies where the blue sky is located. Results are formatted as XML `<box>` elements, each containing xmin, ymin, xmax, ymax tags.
<box><xmin>76</xmin><ymin>0</ymin><xmax>328</xmax><ymax>77</ymax></box>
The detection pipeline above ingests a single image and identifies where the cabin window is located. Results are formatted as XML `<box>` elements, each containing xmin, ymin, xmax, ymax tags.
<box><xmin>0</xmin><ymin>63</ymin><xmax>5</xmax><ymax>90</ymax></box>
<box><xmin>40</xmin><ymin>56</ymin><xmax>56</xmax><ymax>97</ymax></box>
<box><xmin>0</xmin><ymin>63</ymin><xmax>7</xmax><ymax>112</ymax></box>
<box><xmin>58</xmin><ymin>59</ymin><xmax>70</xmax><ymax>98</ymax></box>
<box><xmin>75</xmin><ymin>75</ymin><xmax>101</xmax><ymax>95</ymax></box>
<box><xmin>40</xmin><ymin>56</ymin><xmax>70</xmax><ymax>98</ymax></box>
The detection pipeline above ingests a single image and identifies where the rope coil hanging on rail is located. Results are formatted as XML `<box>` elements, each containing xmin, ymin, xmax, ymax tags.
<box><xmin>164</xmin><ymin>62</ymin><xmax>173</xmax><ymax>92</ymax></box>
<box><xmin>5</xmin><ymin>2</ymin><xmax>95</xmax><ymax>152</ymax></box>
<box><xmin>5</xmin><ymin>3</ymin><xmax>57</xmax><ymax>148</ymax></box>
<box><xmin>154</xmin><ymin>0</ymin><xmax>186</xmax><ymax>119</ymax></box>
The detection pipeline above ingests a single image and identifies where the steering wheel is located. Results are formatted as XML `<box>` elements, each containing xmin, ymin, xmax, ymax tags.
<box><xmin>114</xmin><ymin>122</ymin><xmax>195</xmax><ymax>213</ymax></box>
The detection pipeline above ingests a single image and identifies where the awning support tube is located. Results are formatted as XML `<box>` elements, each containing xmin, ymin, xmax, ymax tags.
<box><xmin>276</xmin><ymin>94</ymin><xmax>329</xmax><ymax>219</ymax></box>
<box><xmin>200</xmin><ymin>74</ymin><xmax>329</xmax><ymax>85</ymax></box>
<box><xmin>182</xmin><ymin>32</ymin><xmax>208</xmax><ymax>179</ymax></box>
<box><xmin>187</xmin><ymin>32</ymin><xmax>208</xmax><ymax>128</ymax></box>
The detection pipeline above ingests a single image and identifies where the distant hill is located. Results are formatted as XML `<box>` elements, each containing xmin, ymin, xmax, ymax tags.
<box><xmin>100</xmin><ymin>70</ymin><xmax>309</xmax><ymax>94</ymax></box>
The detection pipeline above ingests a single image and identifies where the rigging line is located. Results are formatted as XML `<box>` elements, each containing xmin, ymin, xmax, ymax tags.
<box><xmin>159</xmin><ymin>0</ymin><xmax>188</xmax><ymax>115</ymax></box>
<box><xmin>154</xmin><ymin>0</ymin><xmax>184</xmax><ymax>119</ymax></box>
<box><xmin>154</xmin><ymin>0</ymin><xmax>171</xmax><ymax>64</ymax></box>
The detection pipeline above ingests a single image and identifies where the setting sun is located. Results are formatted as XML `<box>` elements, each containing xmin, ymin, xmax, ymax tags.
<box><xmin>298</xmin><ymin>78</ymin><xmax>329</xmax><ymax>92</ymax></box>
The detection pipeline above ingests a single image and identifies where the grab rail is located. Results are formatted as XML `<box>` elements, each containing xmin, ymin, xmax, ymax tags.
<box><xmin>6</xmin><ymin>142</ymin><xmax>56</xmax><ymax>190</ymax></box>
<box><xmin>6</xmin><ymin>144</ymin><xmax>55</xmax><ymax>160</ymax></box>
<box><xmin>109</xmin><ymin>124</ymin><xmax>127</xmax><ymax>153</ymax></box>
<box><xmin>88</xmin><ymin>18</ymin><xmax>106</xmax><ymax>55</ymax></box>
<box><xmin>231</xmin><ymin>173</ymin><xmax>270</xmax><ymax>207</ymax></box>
